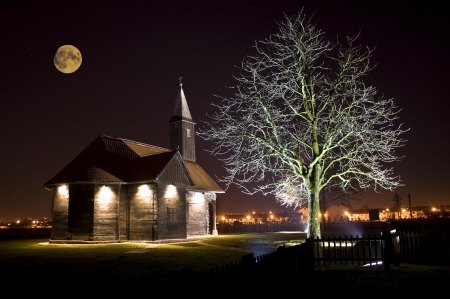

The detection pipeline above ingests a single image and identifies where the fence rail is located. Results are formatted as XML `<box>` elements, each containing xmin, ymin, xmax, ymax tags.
<box><xmin>313</xmin><ymin>234</ymin><xmax>386</xmax><ymax>266</ymax></box>
<box><xmin>170</xmin><ymin>229</ymin><xmax>409</xmax><ymax>285</ymax></box>
<box><xmin>171</xmin><ymin>241</ymin><xmax>315</xmax><ymax>286</ymax></box>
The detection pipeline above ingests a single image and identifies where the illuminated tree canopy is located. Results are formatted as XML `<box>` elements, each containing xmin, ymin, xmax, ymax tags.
<box><xmin>198</xmin><ymin>11</ymin><xmax>408</xmax><ymax>238</ymax></box>
<box><xmin>274</xmin><ymin>175</ymin><xmax>361</xmax><ymax>214</ymax></box>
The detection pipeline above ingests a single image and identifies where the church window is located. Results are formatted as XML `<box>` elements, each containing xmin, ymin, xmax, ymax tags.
<box><xmin>187</xmin><ymin>128</ymin><xmax>191</xmax><ymax>137</ymax></box>
<box><xmin>167</xmin><ymin>207</ymin><xmax>177</xmax><ymax>224</ymax></box>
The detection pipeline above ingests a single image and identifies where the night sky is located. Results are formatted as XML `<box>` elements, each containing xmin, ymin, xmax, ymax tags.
<box><xmin>1</xmin><ymin>0</ymin><xmax>449</xmax><ymax>221</ymax></box>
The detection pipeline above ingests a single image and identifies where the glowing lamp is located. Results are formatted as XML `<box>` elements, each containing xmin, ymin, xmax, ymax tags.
<box><xmin>165</xmin><ymin>185</ymin><xmax>176</xmax><ymax>198</ymax></box>
<box><xmin>98</xmin><ymin>185</ymin><xmax>113</xmax><ymax>204</ymax></box>
<box><xmin>138</xmin><ymin>185</ymin><xmax>152</xmax><ymax>197</ymax></box>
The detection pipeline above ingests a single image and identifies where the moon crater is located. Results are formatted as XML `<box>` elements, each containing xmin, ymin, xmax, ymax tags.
<box><xmin>54</xmin><ymin>45</ymin><xmax>82</xmax><ymax>74</ymax></box>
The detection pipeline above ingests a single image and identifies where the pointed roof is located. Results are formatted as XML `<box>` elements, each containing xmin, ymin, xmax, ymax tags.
<box><xmin>43</xmin><ymin>135</ymin><xmax>194</xmax><ymax>188</ymax></box>
<box><xmin>44</xmin><ymin>135</ymin><xmax>224</xmax><ymax>193</ymax></box>
<box><xmin>169</xmin><ymin>79</ymin><xmax>194</xmax><ymax>123</ymax></box>
<box><xmin>185</xmin><ymin>161</ymin><xmax>224</xmax><ymax>193</ymax></box>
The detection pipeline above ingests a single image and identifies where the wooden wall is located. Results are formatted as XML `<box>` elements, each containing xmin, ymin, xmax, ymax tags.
<box><xmin>93</xmin><ymin>185</ymin><xmax>119</xmax><ymax>241</ymax></box>
<box><xmin>170</xmin><ymin>120</ymin><xmax>196</xmax><ymax>162</ymax></box>
<box><xmin>50</xmin><ymin>185</ymin><xmax>69</xmax><ymax>240</ymax></box>
<box><xmin>49</xmin><ymin>182</ymin><xmax>195</xmax><ymax>242</ymax></box>
<box><xmin>124</xmin><ymin>184</ymin><xmax>158</xmax><ymax>241</ymax></box>
<box><xmin>68</xmin><ymin>184</ymin><xmax>94</xmax><ymax>240</ymax></box>
<box><xmin>157</xmin><ymin>183</ymin><xmax>187</xmax><ymax>240</ymax></box>
<box><xmin>186</xmin><ymin>191</ymin><xmax>216</xmax><ymax>235</ymax></box>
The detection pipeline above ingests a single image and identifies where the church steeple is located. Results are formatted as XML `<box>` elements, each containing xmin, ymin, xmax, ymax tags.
<box><xmin>169</xmin><ymin>77</ymin><xmax>196</xmax><ymax>162</ymax></box>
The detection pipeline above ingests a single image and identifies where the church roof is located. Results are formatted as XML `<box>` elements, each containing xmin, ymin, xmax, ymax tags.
<box><xmin>185</xmin><ymin>161</ymin><xmax>224</xmax><ymax>193</ymax></box>
<box><xmin>169</xmin><ymin>81</ymin><xmax>194</xmax><ymax>123</ymax></box>
<box><xmin>44</xmin><ymin>135</ymin><xmax>223</xmax><ymax>193</ymax></box>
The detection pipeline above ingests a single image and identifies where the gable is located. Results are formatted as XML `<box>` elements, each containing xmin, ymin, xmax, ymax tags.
<box><xmin>127</xmin><ymin>151</ymin><xmax>192</xmax><ymax>185</ymax></box>
<box><xmin>157</xmin><ymin>153</ymin><xmax>194</xmax><ymax>186</ymax></box>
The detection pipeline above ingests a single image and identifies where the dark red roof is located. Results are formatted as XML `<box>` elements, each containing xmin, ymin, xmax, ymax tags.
<box><xmin>44</xmin><ymin>135</ymin><xmax>223</xmax><ymax>193</ymax></box>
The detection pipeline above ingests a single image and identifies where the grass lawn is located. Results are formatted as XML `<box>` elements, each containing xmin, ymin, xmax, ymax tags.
<box><xmin>0</xmin><ymin>232</ymin><xmax>304</xmax><ymax>288</ymax></box>
<box><xmin>1</xmin><ymin>231</ymin><xmax>448</xmax><ymax>294</ymax></box>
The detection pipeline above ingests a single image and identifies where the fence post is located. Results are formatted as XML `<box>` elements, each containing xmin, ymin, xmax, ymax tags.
<box><xmin>382</xmin><ymin>230</ymin><xmax>392</xmax><ymax>271</ymax></box>
<box><xmin>242</xmin><ymin>252</ymin><xmax>255</xmax><ymax>271</ymax></box>
<box><xmin>273</xmin><ymin>245</ymin><xmax>285</xmax><ymax>275</ymax></box>
<box><xmin>304</xmin><ymin>237</ymin><xmax>315</xmax><ymax>272</ymax></box>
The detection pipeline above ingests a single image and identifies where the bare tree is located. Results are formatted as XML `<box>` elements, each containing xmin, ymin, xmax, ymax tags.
<box><xmin>198</xmin><ymin>11</ymin><xmax>408</xmax><ymax>238</ymax></box>
<box><xmin>318</xmin><ymin>185</ymin><xmax>361</xmax><ymax>215</ymax></box>
<box><xmin>274</xmin><ymin>174</ymin><xmax>361</xmax><ymax>211</ymax></box>
<box><xmin>274</xmin><ymin>176</ymin><xmax>362</xmax><ymax>226</ymax></box>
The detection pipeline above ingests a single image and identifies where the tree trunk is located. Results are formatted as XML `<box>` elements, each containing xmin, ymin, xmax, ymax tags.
<box><xmin>307</xmin><ymin>186</ymin><xmax>321</xmax><ymax>239</ymax></box>
<box><xmin>307</xmin><ymin>160</ymin><xmax>322</xmax><ymax>239</ymax></box>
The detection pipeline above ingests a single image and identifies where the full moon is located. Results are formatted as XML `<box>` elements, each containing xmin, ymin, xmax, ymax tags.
<box><xmin>54</xmin><ymin>45</ymin><xmax>82</xmax><ymax>74</ymax></box>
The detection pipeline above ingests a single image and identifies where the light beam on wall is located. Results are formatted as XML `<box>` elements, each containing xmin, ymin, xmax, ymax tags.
<box><xmin>98</xmin><ymin>185</ymin><xmax>113</xmax><ymax>205</ymax></box>
<box><xmin>58</xmin><ymin>185</ymin><xmax>68</xmax><ymax>198</ymax></box>
<box><xmin>191</xmin><ymin>192</ymin><xmax>205</xmax><ymax>204</ymax></box>
<box><xmin>165</xmin><ymin>185</ymin><xmax>176</xmax><ymax>198</ymax></box>
<box><xmin>138</xmin><ymin>184</ymin><xmax>152</xmax><ymax>198</ymax></box>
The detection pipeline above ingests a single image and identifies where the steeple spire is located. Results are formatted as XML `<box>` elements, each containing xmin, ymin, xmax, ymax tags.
<box><xmin>169</xmin><ymin>78</ymin><xmax>196</xmax><ymax>162</ymax></box>
<box><xmin>170</xmin><ymin>76</ymin><xmax>193</xmax><ymax>123</ymax></box>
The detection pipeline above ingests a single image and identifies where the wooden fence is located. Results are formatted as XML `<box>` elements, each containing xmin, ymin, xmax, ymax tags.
<box><xmin>321</xmin><ymin>221</ymin><xmax>393</xmax><ymax>232</ymax></box>
<box><xmin>170</xmin><ymin>240</ymin><xmax>315</xmax><ymax>287</ymax></box>
<box><xmin>397</xmin><ymin>228</ymin><xmax>428</xmax><ymax>259</ymax></box>
<box><xmin>169</xmin><ymin>226</ymin><xmax>448</xmax><ymax>286</ymax></box>
<box><xmin>169</xmin><ymin>229</ymin><xmax>413</xmax><ymax>285</ymax></box>
<box><xmin>397</xmin><ymin>227</ymin><xmax>449</xmax><ymax>262</ymax></box>
<box><xmin>312</xmin><ymin>230</ymin><xmax>406</xmax><ymax>271</ymax></box>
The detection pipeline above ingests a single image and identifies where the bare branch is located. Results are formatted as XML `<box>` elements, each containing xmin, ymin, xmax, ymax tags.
<box><xmin>197</xmin><ymin>11</ymin><xmax>408</xmax><ymax>238</ymax></box>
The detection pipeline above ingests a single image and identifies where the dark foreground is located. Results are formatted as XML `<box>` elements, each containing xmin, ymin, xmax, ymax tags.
<box><xmin>191</xmin><ymin>261</ymin><xmax>450</xmax><ymax>295</ymax></box>
<box><xmin>1</xmin><ymin>229</ymin><xmax>449</xmax><ymax>295</ymax></box>
<box><xmin>6</xmin><ymin>261</ymin><xmax>446</xmax><ymax>295</ymax></box>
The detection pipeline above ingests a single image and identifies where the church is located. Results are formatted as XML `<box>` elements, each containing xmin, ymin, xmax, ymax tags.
<box><xmin>44</xmin><ymin>81</ymin><xmax>224</xmax><ymax>242</ymax></box>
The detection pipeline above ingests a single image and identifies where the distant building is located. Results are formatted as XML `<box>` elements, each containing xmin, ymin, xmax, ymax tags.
<box><xmin>324</xmin><ymin>205</ymin><xmax>450</xmax><ymax>222</ymax></box>
<box><xmin>44</xmin><ymin>81</ymin><xmax>224</xmax><ymax>242</ymax></box>
<box><xmin>218</xmin><ymin>205</ymin><xmax>450</xmax><ymax>225</ymax></box>
<box><xmin>218</xmin><ymin>211</ymin><xmax>304</xmax><ymax>224</ymax></box>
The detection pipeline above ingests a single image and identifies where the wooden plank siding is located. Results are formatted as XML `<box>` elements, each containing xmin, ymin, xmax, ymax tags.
<box><xmin>93</xmin><ymin>185</ymin><xmax>119</xmax><ymax>241</ymax></box>
<box><xmin>67</xmin><ymin>184</ymin><xmax>94</xmax><ymax>239</ymax></box>
<box><xmin>157</xmin><ymin>183</ymin><xmax>187</xmax><ymax>240</ymax></box>
<box><xmin>157</xmin><ymin>156</ymin><xmax>192</xmax><ymax>186</ymax></box>
<box><xmin>125</xmin><ymin>184</ymin><xmax>158</xmax><ymax>241</ymax></box>
<box><xmin>50</xmin><ymin>186</ymin><xmax>69</xmax><ymax>240</ymax></box>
